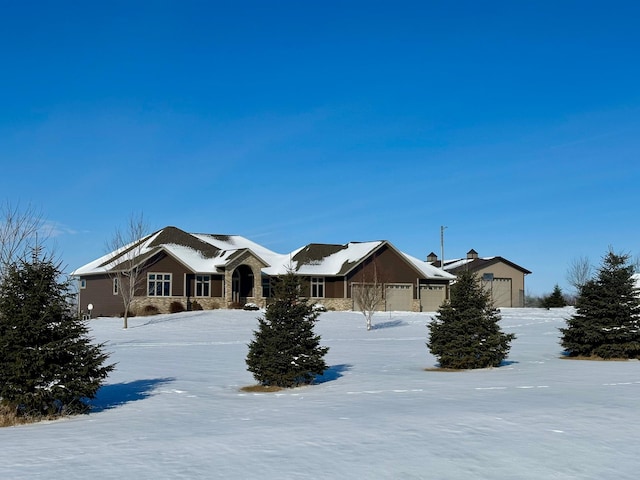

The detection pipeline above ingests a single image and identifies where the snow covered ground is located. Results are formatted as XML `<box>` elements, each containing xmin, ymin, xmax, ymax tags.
<box><xmin>1</xmin><ymin>307</ymin><xmax>639</xmax><ymax>479</ymax></box>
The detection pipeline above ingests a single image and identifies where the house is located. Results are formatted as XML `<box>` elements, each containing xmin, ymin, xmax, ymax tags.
<box><xmin>72</xmin><ymin>226</ymin><xmax>455</xmax><ymax>317</ymax></box>
<box><xmin>427</xmin><ymin>249</ymin><xmax>531</xmax><ymax>308</ymax></box>
<box><xmin>281</xmin><ymin>240</ymin><xmax>455</xmax><ymax>312</ymax></box>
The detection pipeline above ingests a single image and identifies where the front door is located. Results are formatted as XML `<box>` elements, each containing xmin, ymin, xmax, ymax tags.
<box><xmin>231</xmin><ymin>265</ymin><xmax>254</xmax><ymax>304</ymax></box>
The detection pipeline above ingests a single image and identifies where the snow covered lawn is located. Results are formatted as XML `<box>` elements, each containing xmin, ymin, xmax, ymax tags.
<box><xmin>1</xmin><ymin>308</ymin><xmax>639</xmax><ymax>479</ymax></box>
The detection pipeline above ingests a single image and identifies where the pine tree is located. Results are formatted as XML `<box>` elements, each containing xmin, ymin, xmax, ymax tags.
<box><xmin>246</xmin><ymin>271</ymin><xmax>328</xmax><ymax>387</ymax></box>
<box><xmin>427</xmin><ymin>270</ymin><xmax>516</xmax><ymax>369</ymax></box>
<box><xmin>560</xmin><ymin>250</ymin><xmax>640</xmax><ymax>359</ymax></box>
<box><xmin>0</xmin><ymin>255</ymin><xmax>115</xmax><ymax>418</ymax></box>
<box><xmin>542</xmin><ymin>284</ymin><xmax>567</xmax><ymax>308</ymax></box>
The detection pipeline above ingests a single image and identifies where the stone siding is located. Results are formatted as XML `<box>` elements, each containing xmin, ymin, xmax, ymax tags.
<box><xmin>224</xmin><ymin>255</ymin><xmax>265</xmax><ymax>308</ymax></box>
<box><xmin>313</xmin><ymin>298</ymin><xmax>353</xmax><ymax>311</ymax></box>
<box><xmin>131</xmin><ymin>296</ymin><xmax>225</xmax><ymax>314</ymax></box>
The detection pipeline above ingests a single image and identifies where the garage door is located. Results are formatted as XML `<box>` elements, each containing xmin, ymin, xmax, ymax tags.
<box><xmin>419</xmin><ymin>285</ymin><xmax>446</xmax><ymax>312</ymax></box>
<box><xmin>487</xmin><ymin>278</ymin><xmax>512</xmax><ymax>308</ymax></box>
<box><xmin>385</xmin><ymin>284</ymin><xmax>413</xmax><ymax>311</ymax></box>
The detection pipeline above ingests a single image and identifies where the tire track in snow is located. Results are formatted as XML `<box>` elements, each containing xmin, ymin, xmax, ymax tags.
<box><xmin>110</xmin><ymin>340</ymin><xmax>245</xmax><ymax>348</ymax></box>
<box><xmin>238</xmin><ymin>381</ymin><xmax>640</xmax><ymax>397</ymax></box>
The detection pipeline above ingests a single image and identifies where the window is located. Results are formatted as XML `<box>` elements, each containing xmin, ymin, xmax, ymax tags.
<box><xmin>79</xmin><ymin>279</ymin><xmax>86</xmax><ymax>289</ymax></box>
<box><xmin>148</xmin><ymin>273</ymin><xmax>171</xmax><ymax>297</ymax></box>
<box><xmin>262</xmin><ymin>276</ymin><xmax>272</xmax><ymax>298</ymax></box>
<box><xmin>113</xmin><ymin>277</ymin><xmax>119</xmax><ymax>295</ymax></box>
<box><xmin>195</xmin><ymin>275</ymin><xmax>210</xmax><ymax>297</ymax></box>
<box><xmin>311</xmin><ymin>277</ymin><xmax>325</xmax><ymax>298</ymax></box>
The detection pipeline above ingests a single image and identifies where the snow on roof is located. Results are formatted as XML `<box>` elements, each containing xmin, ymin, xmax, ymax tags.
<box><xmin>161</xmin><ymin>244</ymin><xmax>222</xmax><ymax>272</ymax></box>
<box><xmin>402</xmin><ymin>252</ymin><xmax>456</xmax><ymax>279</ymax></box>
<box><xmin>70</xmin><ymin>231</ymin><xmax>159</xmax><ymax>276</ymax></box>
<box><xmin>441</xmin><ymin>256</ymin><xmax>500</xmax><ymax>271</ymax></box>
<box><xmin>71</xmin><ymin>227</ymin><xmax>285</xmax><ymax>276</ymax></box>
<box><xmin>191</xmin><ymin>233</ymin><xmax>286</xmax><ymax>268</ymax></box>
<box><xmin>269</xmin><ymin>241</ymin><xmax>383</xmax><ymax>276</ymax></box>
<box><xmin>441</xmin><ymin>258</ymin><xmax>472</xmax><ymax>270</ymax></box>
<box><xmin>72</xmin><ymin>226</ymin><xmax>454</xmax><ymax>280</ymax></box>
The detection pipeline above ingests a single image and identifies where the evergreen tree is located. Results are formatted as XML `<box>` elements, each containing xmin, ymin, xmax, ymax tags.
<box><xmin>246</xmin><ymin>271</ymin><xmax>328</xmax><ymax>387</ymax></box>
<box><xmin>560</xmin><ymin>250</ymin><xmax>640</xmax><ymax>359</ymax></box>
<box><xmin>542</xmin><ymin>284</ymin><xmax>567</xmax><ymax>308</ymax></box>
<box><xmin>0</xmin><ymin>255</ymin><xmax>114</xmax><ymax>417</ymax></box>
<box><xmin>427</xmin><ymin>270</ymin><xmax>516</xmax><ymax>369</ymax></box>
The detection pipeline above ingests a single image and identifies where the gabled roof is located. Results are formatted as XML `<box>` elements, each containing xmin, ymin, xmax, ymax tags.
<box><xmin>282</xmin><ymin>241</ymin><xmax>384</xmax><ymax>276</ymax></box>
<box><xmin>71</xmin><ymin>226</ymin><xmax>285</xmax><ymax>276</ymax></box>
<box><xmin>269</xmin><ymin>240</ymin><xmax>455</xmax><ymax>280</ymax></box>
<box><xmin>72</xmin><ymin>226</ymin><xmax>454</xmax><ymax>281</ymax></box>
<box><xmin>440</xmin><ymin>256</ymin><xmax>532</xmax><ymax>275</ymax></box>
<box><xmin>402</xmin><ymin>251</ymin><xmax>457</xmax><ymax>280</ymax></box>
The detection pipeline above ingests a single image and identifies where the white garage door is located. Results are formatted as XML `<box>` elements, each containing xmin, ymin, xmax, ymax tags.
<box><xmin>419</xmin><ymin>284</ymin><xmax>446</xmax><ymax>312</ymax></box>
<box><xmin>385</xmin><ymin>284</ymin><xmax>413</xmax><ymax>311</ymax></box>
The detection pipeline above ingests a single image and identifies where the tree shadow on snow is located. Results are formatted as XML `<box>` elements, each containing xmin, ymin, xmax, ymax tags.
<box><xmin>499</xmin><ymin>360</ymin><xmax>519</xmax><ymax>367</ymax></box>
<box><xmin>91</xmin><ymin>377</ymin><xmax>175</xmax><ymax>412</ymax></box>
<box><xmin>315</xmin><ymin>364</ymin><xmax>352</xmax><ymax>384</ymax></box>
<box><xmin>371</xmin><ymin>319</ymin><xmax>406</xmax><ymax>330</ymax></box>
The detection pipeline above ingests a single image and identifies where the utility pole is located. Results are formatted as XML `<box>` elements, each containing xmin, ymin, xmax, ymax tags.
<box><xmin>440</xmin><ymin>226</ymin><xmax>447</xmax><ymax>269</ymax></box>
<box><xmin>441</xmin><ymin>225</ymin><xmax>448</xmax><ymax>301</ymax></box>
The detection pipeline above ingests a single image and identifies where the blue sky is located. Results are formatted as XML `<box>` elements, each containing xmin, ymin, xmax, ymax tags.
<box><xmin>1</xmin><ymin>0</ymin><xmax>639</xmax><ymax>295</ymax></box>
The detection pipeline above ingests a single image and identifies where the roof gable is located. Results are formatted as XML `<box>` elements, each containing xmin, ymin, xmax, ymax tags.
<box><xmin>72</xmin><ymin>226</ymin><xmax>281</xmax><ymax>276</ymax></box>
<box><xmin>444</xmin><ymin>256</ymin><xmax>531</xmax><ymax>275</ymax></box>
<box><xmin>280</xmin><ymin>240</ymin><xmax>454</xmax><ymax>280</ymax></box>
<box><xmin>282</xmin><ymin>241</ymin><xmax>383</xmax><ymax>276</ymax></box>
<box><xmin>148</xmin><ymin>226</ymin><xmax>221</xmax><ymax>258</ymax></box>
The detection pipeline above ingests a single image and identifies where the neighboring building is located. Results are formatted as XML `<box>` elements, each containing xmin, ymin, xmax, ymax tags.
<box><xmin>427</xmin><ymin>249</ymin><xmax>531</xmax><ymax>308</ymax></box>
<box><xmin>72</xmin><ymin>226</ymin><xmax>454</xmax><ymax>317</ymax></box>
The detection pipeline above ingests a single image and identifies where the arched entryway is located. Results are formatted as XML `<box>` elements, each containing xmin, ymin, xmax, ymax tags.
<box><xmin>231</xmin><ymin>265</ymin><xmax>254</xmax><ymax>304</ymax></box>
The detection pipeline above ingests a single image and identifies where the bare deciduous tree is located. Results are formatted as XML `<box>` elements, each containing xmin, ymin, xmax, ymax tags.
<box><xmin>0</xmin><ymin>201</ymin><xmax>45</xmax><ymax>279</ymax></box>
<box><xmin>566</xmin><ymin>255</ymin><xmax>592</xmax><ymax>292</ymax></box>
<box><xmin>352</xmin><ymin>259</ymin><xmax>385</xmax><ymax>331</ymax></box>
<box><xmin>105</xmin><ymin>213</ymin><xmax>150</xmax><ymax>329</ymax></box>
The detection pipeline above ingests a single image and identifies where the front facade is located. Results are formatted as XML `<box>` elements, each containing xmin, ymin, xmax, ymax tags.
<box><xmin>427</xmin><ymin>249</ymin><xmax>532</xmax><ymax>308</ymax></box>
<box><xmin>73</xmin><ymin>226</ymin><xmax>455</xmax><ymax>317</ymax></box>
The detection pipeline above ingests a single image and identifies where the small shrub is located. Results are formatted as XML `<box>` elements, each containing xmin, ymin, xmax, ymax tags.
<box><xmin>191</xmin><ymin>300</ymin><xmax>203</xmax><ymax>311</ymax></box>
<box><xmin>312</xmin><ymin>303</ymin><xmax>327</xmax><ymax>312</ymax></box>
<box><xmin>229</xmin><ymin>301</ymin><xmax>243</xmax><ymax>310</ymax></box>
<box><xmin>141</xmin><ymin>305</ymin><xmax>160</xmax><ymax>316</ymax></box>
<box><xmin>243</xmin><ymin>303</ymin><xmax>260</xmax><ymax>311</ymax></box>
<box><xmin>169</xmin><ymin>301</ymin><xmax>185</xmax><ymax>313</ymax></box>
